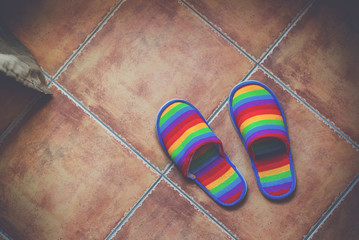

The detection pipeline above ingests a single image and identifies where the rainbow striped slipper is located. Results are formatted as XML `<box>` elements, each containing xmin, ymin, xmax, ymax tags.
<box><xmin>156</xmin><ymin>99</ymin><xmax>247</xmax><ymax>206</ymax></box>
<box><xmin>229</xmin><ymin>81</ymin><xmax>296</xmax><ymax>200</ymax></box>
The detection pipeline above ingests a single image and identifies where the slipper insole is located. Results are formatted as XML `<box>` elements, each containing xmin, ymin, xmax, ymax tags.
<box><xmin>188</xmin><ymin>143</ymin><xmax>244</xmax><ymax>204</ymax></box>
<box><xmin>252</xmin><ymin>137</ymin><xmax>286</xmax><ymax>160</ymax></box>
<box><xmin>251</xmin><ymin>138</ymin><xmax>292</xmax><ymax>196</ymax></box>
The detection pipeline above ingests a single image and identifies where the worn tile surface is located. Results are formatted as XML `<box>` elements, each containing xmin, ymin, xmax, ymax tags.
<box><xmin>263</xmin><ymin>0</ymin><xmax>359</xmax><ymax>144</ymax></box>
<box><xmin>0</xmin><ymin>0</ymin><xmax>119</xmax><ymax>75</ymax></box>
<box><xmin>0</xmin><ymin>87</ymin><xmax>158</xmax><ymax>240</ymax></box>
<box><xmin>0</xmin><ymin>74</ymin><xmax>40</xmax><ymax>136</ymax></box>
<box><xmin>113</xmin><ymin>180</ymin><xmax>231</xmax><ymax>240</ymax></box>
<box><xmin>185</xmin><ymin>0</ymin><xmax>310</xmax><ymax>59</ymax></box>
<box><xmin>167</xmin><ymin>69</ymin><xmax>359</xmax><ymax>239</ymax></box>
<box><xmin>311</xmin><ymin>180</ymin><xmax>359</xmax><ymax>240</ymax></box>
<box><xmin>1</xmin><ymin>0</ymin><xmax>358</xmax><ymax>239</ymax></box>
<box><xmin>57</xmin><ymin>0</ymin><xmax>253</xmax><ymax>170</ymax></box>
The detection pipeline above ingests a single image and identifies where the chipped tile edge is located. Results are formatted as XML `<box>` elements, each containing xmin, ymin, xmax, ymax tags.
<box><xmin>163</xmin><ymin>176</ymin><xmax>238</xmax><ymax>240</ymax></box>
<box><xmin>179</xmin><ymin>0</ymin><xmax>256</xmax><ymax>64</ymax></box>
<box><xmin>259</xmin><ymin>0</ymin><xmax>316</xmax><ymax>63</ymax></box>
<box><xmin>105</xmin><ymin>176</ymin><xmax>163</xmax><ymax>240</ymax></box>
<box><xmin>51</xmin><ymin>0</ymin><xmax>128</xmax><ymax>82</ymax></box>
<box><xmin>304</xmin><ymin>175</ymin><xmax>359</xmax><ymax>240</ymax></box>
<box><xmin>52</xmin><ymin>81</ymin><xmax>162</xmax><ymax>175</ymax></box>
<box><xmin>163</xmin><ymin>162</ymin><xmax>175</xmax><ymax>175</ymax></box>
<box><xmin>259</xmin><ymin>65</ymin><xmax>359</xmax><ymax>151</ymax></box>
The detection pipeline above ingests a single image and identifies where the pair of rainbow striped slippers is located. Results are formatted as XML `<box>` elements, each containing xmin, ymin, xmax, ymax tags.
<box><xmin>156</xmin><ymin>80</ymin><xmax>296</xmax><ymax>206</ymax></box>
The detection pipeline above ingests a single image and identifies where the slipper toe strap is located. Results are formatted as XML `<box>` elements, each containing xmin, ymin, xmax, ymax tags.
<box><xmin>177</xmin><ymin>139</ymin><xmax>223</xmax><ymax>178</ymax></box>
<box><xmin>231</xmin><ymin>83</ymin><xmax>290</xmax><ymax>160</ymax></box>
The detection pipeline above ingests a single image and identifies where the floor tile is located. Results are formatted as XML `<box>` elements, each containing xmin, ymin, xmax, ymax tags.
<box><xmin>0</xmin><ymin>73</ymin><xmax>39</xmax><ymax>136</ymax></box>
<box><xmin>167</xmin><ymin>69</ymin><xmax>359</xmax><ymax>239</ymax></box>
<box><xmin>263</xmin><ymin>0</ymin><xmax>359</xmax><ymax>144</ymax></box>
<box><xmin>0</xmin><ymin>0</ymin><xmax>119</xmax><ymax>75</ymax></box>
<box><xmin>57</xmin><ymin>0</ymin><xmax>253</xmax><ymax>170</ymax></box>
<box><xmin>112</xmin><ymin>180</ymin><xmax>231</xmax><ymax>239</ymax></box>
<box><xmin>311</xmin><ymin>179</ymin><xmax>359</xmax><ymax>240</ymax></box>
<box><xmin>0</xmin><ymin>87</ymin><xmax>158</xmax><ymax>240</ymax></box>
<box><xmin>185</xmin><ymin>0</ymin><xmax>310</xmax><ymax>59</ymax></box>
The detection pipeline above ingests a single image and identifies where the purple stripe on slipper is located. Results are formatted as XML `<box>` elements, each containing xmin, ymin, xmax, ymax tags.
<box><xmin>160</xmin><ymin>110</ymin><xmax>197</xmax><ymax>139</ymax></box>
<box><xmin>194</xmin><ymin>155</ymin><xmax>223</xmax><ymax>178</ymax></box>
<box><xmin>218</xmin><ymin>182</ymin><xmax>244</xmax><ymax>201</ymax></box>
<box><xmin>263</xmin><ymin>182</ymin><xmax>292</xmax><ymax>193</ymax></box>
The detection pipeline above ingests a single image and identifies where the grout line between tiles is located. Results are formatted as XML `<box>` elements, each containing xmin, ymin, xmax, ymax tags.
<box><xmin>163</xmin><ymin>162</ymin><xmax>174</xmax><ymax>175</ymax></box>
<box><xmin>207</xmin><ymin>64</ymin><xmax>259</xmax><ymax>124</ymax></box>
<box><xmin>258</xmin><ymin>0</ymin><xmax>315</xmax><ymax>63</ymax></box>
<box><xmin>105</xmin><ymin>176</ymin><xmax>163</xmax><ymax>240</ymax></box>
<box><xmin>52</xmin><ymin>81</ymin><xmax>162</xmax><ymax>175</ymax></box>
<box><xmin>185</xmin><ymin>0</ymin><xmax>358</xmax><ymax>150</ymax></box>
<box><xmin>48</xmin><ymin>0</ymin><xmax>126</xmax><ymax>86</ymax></box>
<box><xmin>304</xmin><ymin>174</ymin><xmax>359</xmax><ymax>240</ymax></box>
<box><xmin>206</xmin><ymin>95</ymin><xmax>229</xmax><ymax>124</ymax></box>
<box><xmin>50</xmin><ymin>76</ymin><xmax>175</xmax><ymax>239</ymax></box>
<box><xmin>163</xmin><ymin>176</ymin><xmax>238</xmax><ymax>240</ymax></box>
<box><xmin>105</xmin><ymin>163</ymin><xmax>173</xmax><ymax>238</ymax></box>
<box><xmin>194</xmin><ymin>0</ymin><xmax>314</xmax><ymax>125</ymax></box>
<box><xmin>0</xmin><ymin>231</ymin><xmax>10</xmax><ymax>240</ymax></box>
<box><xmin>260</xmin><ymin>65</ymin><xmax>359</xmax><ymax>150</ymax></box>
<box><xmin>0</xmin><ymin>0</ymin><xmax>125</xmax><ymax>139</ymax></box>
<box><xmin>1</xmin><ymin>2</ymin><xmax>354</xmax><ymax>239</ymax></box>
<box><xmin>180</xmin><ymin>0</ymin><xmax>256</xmax><ymax>64</ymax></box>
<box><xmin>179</xmin><ymin>3</ymin><xmax>359</xmax><ymax>236</ymax></box>
<box><xmin>43</xmin><ymin>70</ymin><xmax>53</xmax><ymax>87</ymax></box>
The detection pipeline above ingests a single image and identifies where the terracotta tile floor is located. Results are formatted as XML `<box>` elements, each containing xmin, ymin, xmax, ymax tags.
<box><xmin>1</xmin><ymin>0</ymin><xmax>358</xmax><ymax>239</ymax></box>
